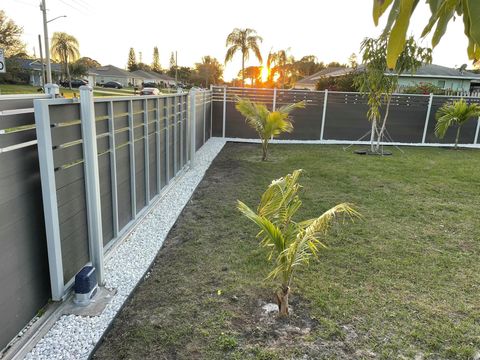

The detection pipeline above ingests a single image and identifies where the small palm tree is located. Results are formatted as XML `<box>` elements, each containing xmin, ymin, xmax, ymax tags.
<box><xmin>225</xmin><ymin>28</ymin><xmax>263</xmax><ymax>87</ymax></box>
<box><xmin>50</xmin><ymin>32</ymin><xmax>80</xmax><ymax>89</ymax></box>
<box><xmin>238</xmin><ymin>169</ymin><xmax>359</xmax><ymax>316</ymax></box>
<box><xmin>435</xmin><ymin>98</ymin><xmax>480</xmax><ymax>149</ymax></box>
<box><xmin>236</xmin><ymin>97</ymin><xmax>305</xmax><ymax>161</ymax></box>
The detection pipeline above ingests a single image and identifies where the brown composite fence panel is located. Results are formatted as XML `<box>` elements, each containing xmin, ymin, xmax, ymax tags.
<box><xmin>211</xmin><ymin>87</ymin><xmax>480</xmax><ymax>146</ymax></box>
<box><xmin>0</xmin><ymin>95</ymin><xmax>51</xmax><ymax>351</ymax></box>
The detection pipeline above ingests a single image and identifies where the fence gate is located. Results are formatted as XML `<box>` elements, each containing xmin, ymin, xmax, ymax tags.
<box><xmin>34</xmin><ymin>87</ymin><xmax>204</xmax><ymax>300</ymax></box>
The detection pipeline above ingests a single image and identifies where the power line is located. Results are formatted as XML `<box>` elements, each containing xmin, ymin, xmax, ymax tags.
<box><xmin>56</xmin><ymin>0</ymin><xmax>89</xmax><ymax>15</ymax></box>
<box><xmin>71</xmin><ymin>0</ymin><xmax>90</xmax><ymax>10</ymax></box>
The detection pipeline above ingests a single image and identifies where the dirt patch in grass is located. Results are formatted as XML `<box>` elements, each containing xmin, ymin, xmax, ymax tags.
<box><xmin>94</xmin><ymin>143</ymin><xmax>480</xmax><ymax>360</ymax></box>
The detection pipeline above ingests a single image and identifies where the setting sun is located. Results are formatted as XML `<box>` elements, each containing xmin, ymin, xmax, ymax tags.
<box><xmin>261</xmin><ymin>66</ymin><xmax>269</xmax><ymax>83</ymax></box>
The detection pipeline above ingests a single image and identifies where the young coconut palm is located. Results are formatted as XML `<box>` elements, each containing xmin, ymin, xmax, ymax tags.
<box><xmin>435</xmin><ymin>98</ymin><xmax>480</xmax><ymax>149</ymax></box>
<box><xmin>236</xmin><ymin>97</ymin><xmax>305</xmax><ymax>161</ymax></box>
<box><xmin>238</xmin><ymin>169</ymin><xmax>360</xmax><ymax>316</ymax></box>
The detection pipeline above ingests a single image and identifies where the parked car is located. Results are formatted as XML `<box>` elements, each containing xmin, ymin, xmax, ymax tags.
<box><xmin>60</xmin><ymin>79</ymin><xmax>88</xmax><ymax>88</ymax></box>
<box><xmin>140</xmin><ymin>87</ymin><xmax>160</xmax><ymax>96</ymax></box>
<box><xmin>103</xmin><ymin>81</ymin><xmax>123</xmax><ymax>89</ymax></box>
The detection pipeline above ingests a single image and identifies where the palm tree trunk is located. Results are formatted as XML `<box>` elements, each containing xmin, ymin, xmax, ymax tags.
<box><xmin>66</xmin><ymin>59</ymin><xmax>72</xmax><ymax>89</ymax></box>
<box><xmin>242</xmin><ymin>54</ymin><xmax>245</xmax><ymax>88</ymax></box>
<box><xmin>455</xmin><ymin>125</ymin><xmax>461</xmax><ymax>149</ymax></box>
<box><xmin>276</xmin><ymin>286</ymin><xmax>290</xmax><ymax>316</ymax></box>
<box><xmin>262</xmin><ymin>139</ymin><xmax>268</xmax><ymax>161</ymax></box>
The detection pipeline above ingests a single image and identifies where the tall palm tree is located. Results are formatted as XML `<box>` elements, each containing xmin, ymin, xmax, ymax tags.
<box><xmin>267</xmin><ymin>49</ymin><xmax>294</xmax><ymax>89</ymax></box>
<box><xmin>50</xmin><ymin>32</ymin><xmax>80</xmax><ymax>89</ymax></box>
<box><xmin>225</xmin><ymin>28</ymin><xmax>263</xmax><ymax>87</ymax></box>
<box><xmin>435</xmin><ymin>98</ymin><xmax>480</xmax><ymax>149</ymax></box>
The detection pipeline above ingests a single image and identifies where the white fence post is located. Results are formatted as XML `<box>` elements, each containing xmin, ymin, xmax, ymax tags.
<box><xmin>422</xmin><ymin>93</ymin><xmax>434</xmax><ymax>144</ymax></box>
<box><xmin>190</xmin><ymin>89</ymin><xmax>196</xmax><ymax>166</ymax></box>
<box><xmin>320</xmin><ymin>89</ymin><xmax>328</xmax><ymax>141</ymax></box>
<box><xmin>44</xmin><ymin>83</ymin><xmax>59</xmax><ymax>98</ymax></box>
<box><xmin>222</xmin><ymin>86</ymin><xmax>226</xmax><ymax>138</ymax></box>
<box><xmin>34</xmin><ymin>97</ymin><xmax>64</xmax><ymax>301</ymax></box>
<box><xmin>203</xmin><ymin>91</ymin><xmax>206</xmax><ymax>145</ymax></box>
<box><xmin>79</xmin><ymin>85</ymin><xmax>105</xmax><ymax>286</ymax></box>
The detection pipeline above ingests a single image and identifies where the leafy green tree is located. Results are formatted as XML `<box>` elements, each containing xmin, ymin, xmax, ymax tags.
<box><xmin>137</xmin><ymin>62</ymin><xmax>151</xmax><ymax>71</ymax></box>
<box><xmin>69</xmin><ymin>62</ymin><xmax>88</xmax><ymax>78</ymax></box>
<box><xmin>235</xmin><ymin>97</ymin><xmax>304</xmax><ymax>161</ymax></box>
<box><xmin>192</xmin><ymin>55</ymin><xmax>223</xmax><ymax>88</ymax></box>
<box><xmin>127</xmin><ymin>48</ymin><xmax>138</xmax><ymax>71</ymax></box>
<box><xmin>50</xmin><ymin>32</ymin><xmax>80</xmax><ymax>89</ymax></box>
<box><xmin>354</xmin><ymin>35</ymin><xmax>432</xmax><ymax>153</ymax></box>
<box><xmin>238</xmin><ymin>66</ymin><xmax>261</xmax><ymax>87</ymax></box>
<box><xmin>0</xmin><ymin>57</ymin><xmax>29</xmax><ymax>84</ymax></box>
<box><xmin>238</xmin><ymin>169</ymin><xmax>359</xmax><ymax>315</ymax></box>
<box><xmin>76</xmin><ymin>56</ymin><xmax>100</xmax><ymax>69</ymax></box>
<box><xmin>152</xmin><ymin>46</ymin><xmax>161</xmax><ymax>73</ymax></box>
<box><xmin>225</xmin><ymin>28</ymin><xmax>263</xmax><ymax>87</ymax></box>
<box><xmin>326</xmin><ymin>61</ymin><xmax>345</xmax><ymax>68</ymax></box>
<box><xmin>293</xmin><ymin>55</ymin><xmax>325</xmax><ymax>79</ymax></box>
<box><xmin>372</xmin><ymin>0</ymin><xmax>480</xmax><ymax>68</ymax></box>
<box><xmin>0</xmin><ymin>10</ymin><xmax>25</xmax><ymax>57</ymax></box>
<box><xmin>435</xmin><ymin>99</ymin><xmax>480</xmax><ymax>149</ymax></box>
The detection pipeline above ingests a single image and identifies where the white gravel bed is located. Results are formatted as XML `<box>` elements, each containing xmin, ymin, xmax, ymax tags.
<box><xmin>24</xmin><ymin>138</ymin><xmax>226</xmax><ymax>360</ymax></box>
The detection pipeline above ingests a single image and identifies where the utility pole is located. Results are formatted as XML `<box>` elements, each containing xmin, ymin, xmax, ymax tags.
<box><xmin>175</xmin><ymin>51</ymin><xmax>178</xmax><ymax>83</ymax></box>
<box><xmin>38</xmin><ymin>34</ymin><xmax>45</xmax><ymax>87</ymax></box>
<box><xmin>40</xmin><ymin>0</ymin><xmax>52</xmax><ymax>84</ymax></box>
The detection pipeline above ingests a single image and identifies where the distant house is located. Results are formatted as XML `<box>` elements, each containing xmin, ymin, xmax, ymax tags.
<box><xmin>130</xmin><ymin>70</ymin><xmax>177</xmax><ymax>87</ymax></box>
<box><xmin>12</xmin><ymin>58</ymin><xmax>62</xmax><ymax>86</ymax></box>
<box><xmin>293</xmin><ymin>63</ymin><xmax>480</xmax><ymax>94</ymax></box>
<box><xmin>293</xmin><ymin>67</ymin><xmax>348</xmax><ymax>90</ymax></box>
<box><xmin>91</xmin><ymin>65</ymin><xmax>135</xmax><ymax>87</ymax></box>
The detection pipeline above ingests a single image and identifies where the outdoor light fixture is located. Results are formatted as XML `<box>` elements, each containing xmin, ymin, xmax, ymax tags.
<box><xmin>73</xmin><ymin>266</ymin><xmax>98</xmax><ymax>306</ymax></box>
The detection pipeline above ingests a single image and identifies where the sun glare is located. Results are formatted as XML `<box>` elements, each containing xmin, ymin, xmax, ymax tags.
<box><xmin>261</xmin><ymin>66</ymin><xmax>269</xmax><ymax>83</ymax></box>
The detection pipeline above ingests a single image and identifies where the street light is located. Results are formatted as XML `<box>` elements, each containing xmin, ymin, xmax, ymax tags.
<box><xmin>47</xmin><ymin>15</ymin><xmax>67</xmax><ymax>23</ymax></box>
<box><xmin>40</xmin><ymin>0</ymin><xmax>66</xmax><ymax>84</ymax></box>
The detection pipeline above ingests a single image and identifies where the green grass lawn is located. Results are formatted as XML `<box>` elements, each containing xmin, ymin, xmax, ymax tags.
<box><xmin>93</xmin><ymin>143</ymin><xmax>480</xmax><ymax>360</ymax></box>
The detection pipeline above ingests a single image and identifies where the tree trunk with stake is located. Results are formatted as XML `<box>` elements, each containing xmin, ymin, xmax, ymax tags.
<box><xmin>370</xmin><ymin>117</ymin><xmax>377</xmax><ymax>153</ymax></box>
<box><xmin>376</xmin><ymin>95</ymin><xmax>392</xmax><ymax>152</ymax></box>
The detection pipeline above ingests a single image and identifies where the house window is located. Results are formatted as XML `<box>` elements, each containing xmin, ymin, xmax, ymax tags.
<box><xmin>437</xmin><ymin>80</ymin><xmax>446</xmax><ymax>88</ymax></box>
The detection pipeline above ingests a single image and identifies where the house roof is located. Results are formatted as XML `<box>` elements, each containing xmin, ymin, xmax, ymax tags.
<box><xmin>296</xmin><ymin>67</ymin><xmax>348</xmax><ymax>85</ymax></box>
<box><xmin>129</xmin><ymin>70</ymin><xmax>176</xmax><ymax>82</ymax></box>
<box><xmin>397</xmin><ymin>63</ymin><xmax>480</xmax><ymax>80</ymax></box>
<box><xmin>295</xmin><ymin>63</ymin><xmax>480</xmax><ymax>88</ymax></box>
<box><xmin>91</xmin><ymin>65</ymin><xmax>132</xmax><ymax>78</ymax></box>
<box><xmin>14</xmin><ymin>58</ymin><xmax>62</xmax><ymax>73</ymax></box>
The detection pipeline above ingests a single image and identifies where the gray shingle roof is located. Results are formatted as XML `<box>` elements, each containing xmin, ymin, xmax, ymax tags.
<box><xmin>91</xmin><ymin>65</ymin><xmax>132</xmax><ymax>78</ymax></box>
<box><xmin>14</xmin><ymin>58</ymin><xmax>62</xmax><ymax>73</ymax></box>
<box><xmin>296</xmin><ymin>63</ymin><xmax>480</xmax><ymax>87</ymax></box>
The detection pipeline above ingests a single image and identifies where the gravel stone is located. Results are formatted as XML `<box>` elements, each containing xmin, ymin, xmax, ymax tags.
<box><xmin>23</xmin><ymin>138</ymin><xmax>226</xmax><ymax>360</ymax></box>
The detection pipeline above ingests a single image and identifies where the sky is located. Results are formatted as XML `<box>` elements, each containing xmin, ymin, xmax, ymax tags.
<box><xmin>2</xmin><ymin>0</ymin><xmax>473</xmax><ymax>80</ymax></box>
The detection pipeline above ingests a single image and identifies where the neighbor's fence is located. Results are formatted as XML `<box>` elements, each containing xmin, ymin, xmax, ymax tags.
<box><xmin>211</xmin><ymin>86</ymin><xmax>480</xmax><ymax>146</ymax></box>
<box><xmin>0</xmin><ymin>87</ymin><xmax>211</xmax><ymax>352</ymax></box>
